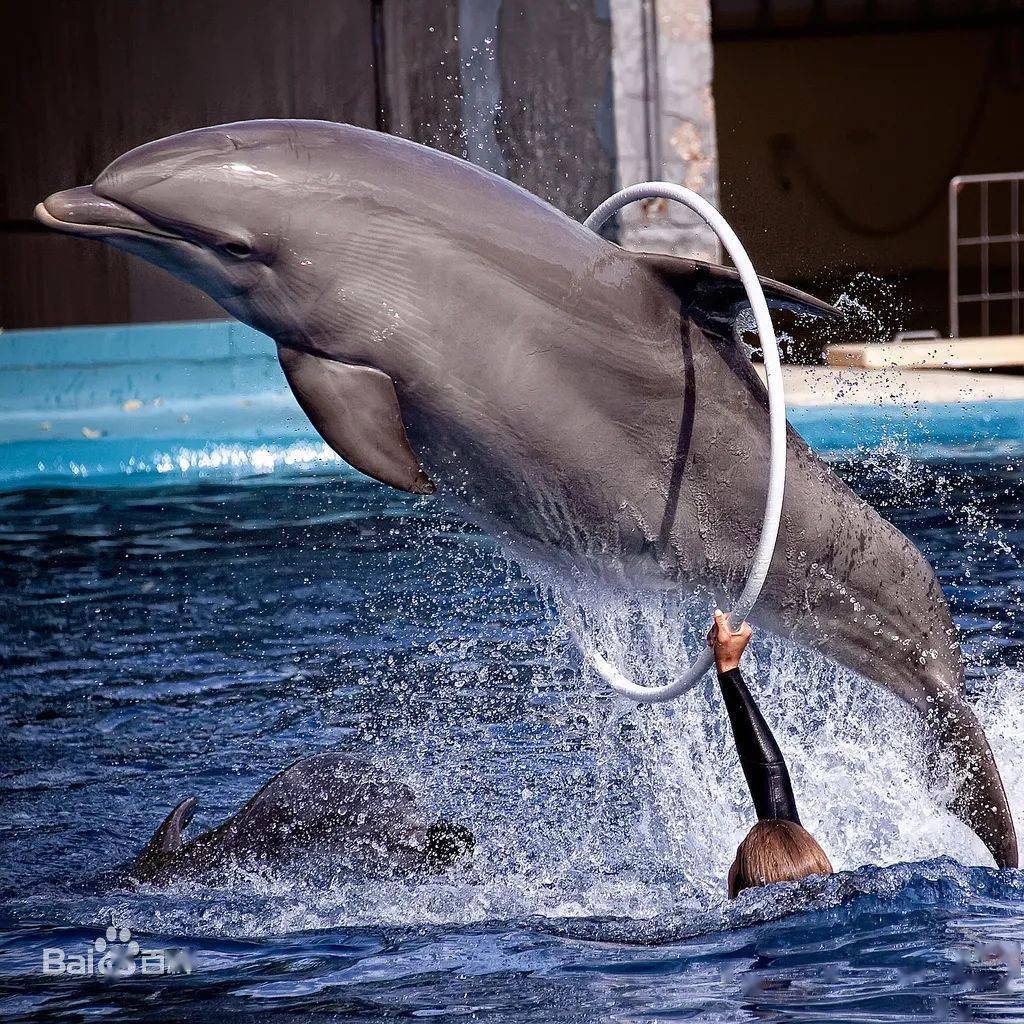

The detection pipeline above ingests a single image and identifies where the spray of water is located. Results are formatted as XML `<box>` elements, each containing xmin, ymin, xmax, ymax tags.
<box><xmin>76</xmin><ymin>636</ymin><xmax>1021</xmax><ymax>941</ymax></box>
<box><xmin>75</xmin><ymin>566</ymin><xmax>1021</xmax><ymax>941</ymax></box>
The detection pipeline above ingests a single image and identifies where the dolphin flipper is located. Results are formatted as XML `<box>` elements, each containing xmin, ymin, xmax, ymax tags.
<box><xmin>277</xmin><ymin>346</ymin><xmax>435</xmax><ymax>495</ymax></box>
<box><xmin>130</xmin><ymin>795</ymin><xmax>197</xmax><ymax>880</ymax></box>
<box><xmin>633</xmin><ymin>251</ymin><xmax>840</xmax><ymax>328</ymax></box>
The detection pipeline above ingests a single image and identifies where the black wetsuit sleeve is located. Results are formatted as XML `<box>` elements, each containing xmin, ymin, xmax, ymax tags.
<box><xmin>717</xmin><ymin>667</ymin><xmax>801</xmax><ymax>825</ymax></box>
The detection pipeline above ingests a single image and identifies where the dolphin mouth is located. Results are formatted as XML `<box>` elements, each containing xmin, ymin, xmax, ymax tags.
<box><xmin>34</xmin><ymin>186</ymin><xmax>182</xmax><ymax>243</ymax></box>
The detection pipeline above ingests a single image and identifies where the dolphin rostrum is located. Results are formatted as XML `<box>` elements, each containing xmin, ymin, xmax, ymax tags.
<box><xmin>37</xmin><ymin>120</ymin><xmax>1017</xmax><ymax>868</ymax></box>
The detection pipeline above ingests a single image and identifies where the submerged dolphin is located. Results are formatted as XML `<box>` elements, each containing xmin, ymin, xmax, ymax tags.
<box><xmin>127</xmin><ymin>753</ymin><xmax>473</xmax><ymax>884</ymax></box>
<box><xmin>37</xmin><ymin>120</ymin><xmax>1016</xmax><ymax>867</ymax></box>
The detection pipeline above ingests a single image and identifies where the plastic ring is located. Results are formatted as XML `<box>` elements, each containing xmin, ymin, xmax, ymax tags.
<box><xmin>582</xmin><ymin>183</ymin><xmax>787</xmax><ymax>703</ymax></box>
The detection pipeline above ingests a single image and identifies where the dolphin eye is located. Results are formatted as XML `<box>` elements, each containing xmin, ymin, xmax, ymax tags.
<box><xmin>221</xmin><ymin>240</ymin><xmax>253</xmax><ymax>259</ymax></box>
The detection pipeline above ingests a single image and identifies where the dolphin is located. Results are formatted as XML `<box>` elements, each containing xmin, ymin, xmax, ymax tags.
<box><xmin>37</xmin><ymin>119</ymin><xmax>1017</xmax><ymax>868</ymax></box>
<box><xmin>127</xmin><ymin>753</ymin><xmax>474</xmax><ymax>884</ymax></box>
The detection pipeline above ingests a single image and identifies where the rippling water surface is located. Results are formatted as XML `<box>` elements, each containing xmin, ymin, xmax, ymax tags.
<box><xmin>1</xmin><ymin>451</ymin><xmax>1023</xmax><ymax>1022</ymax></box>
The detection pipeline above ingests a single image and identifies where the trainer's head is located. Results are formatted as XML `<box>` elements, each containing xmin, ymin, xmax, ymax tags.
<box><xmin>728</xmin><ymin>819</ymin><xmax>833</xmax><ymax>898</ymax></box>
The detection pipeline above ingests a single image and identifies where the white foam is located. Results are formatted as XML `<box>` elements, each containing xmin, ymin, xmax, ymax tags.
<box><xmin>81</xmin><ymin>635</ymin><xmax>1020</xmax><ymax>941</ymax></box>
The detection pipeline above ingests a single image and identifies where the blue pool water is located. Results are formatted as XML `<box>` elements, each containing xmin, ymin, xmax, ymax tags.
<box><xmin>1</xmin><ymin>449</ymin><xmax>1023</xmax><ymax>1022</ymax></box>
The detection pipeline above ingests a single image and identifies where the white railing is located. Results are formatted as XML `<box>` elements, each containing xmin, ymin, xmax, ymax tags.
<box><xmin>949</xmin><ymin>171</ymin><xmax>1024</xmax><ymax>338</ymax></box>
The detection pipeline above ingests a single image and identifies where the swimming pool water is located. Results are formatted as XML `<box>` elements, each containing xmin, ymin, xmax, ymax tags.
<box><xmin>0</xmin><ymin>450</ymin><xmax>1022</xmax><ymax>1022</ymax></box>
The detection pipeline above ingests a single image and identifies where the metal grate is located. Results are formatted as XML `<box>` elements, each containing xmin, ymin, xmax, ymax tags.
<box><xmin>948</xmin><ymin>172</ymin><xmax>1024</xmax><ymax>338</ymax></box>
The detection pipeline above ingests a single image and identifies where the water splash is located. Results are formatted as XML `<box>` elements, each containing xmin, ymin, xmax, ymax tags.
<box><xmin>42</xmin><ymin>611</ymin><xmax>1020</xmax><ymax>942</ymax></box>
<box><xmin>1</xmin><ymin>452</ymin><xmax>1022</xmax><ymax>949</ymax></box>
<box><xmin>831</xmin><ymin>272</ymin><xmax>910</xmax><ymax>344</ymax></box>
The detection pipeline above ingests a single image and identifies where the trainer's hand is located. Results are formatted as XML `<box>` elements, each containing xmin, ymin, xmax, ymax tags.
<box><xmin>707</xmin><ymin>609</ymin><xmax>752</xmax><ymax>673</ymax></box>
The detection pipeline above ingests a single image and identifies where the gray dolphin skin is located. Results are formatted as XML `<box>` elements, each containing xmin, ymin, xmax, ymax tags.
<box><xmin>37</xmin><ymin>119</ymin><xmax>1016</xmax><ymax>868</ymax></box>
<box><xmin>127</xmin><ymin>753</ymin><xmax>473</xmax><ymax>884</ymax></box>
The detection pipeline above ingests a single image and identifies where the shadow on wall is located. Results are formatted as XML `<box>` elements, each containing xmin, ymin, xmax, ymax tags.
<box><xmin>714</xmin><ymin>25</ymin><xmax>1024</xmax><ymax>333</ymax></box>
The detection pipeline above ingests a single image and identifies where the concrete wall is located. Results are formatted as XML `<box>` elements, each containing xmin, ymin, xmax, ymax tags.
<box><xmin>1</xmin><ymin>0</ymin><xmax>617</xmax><ymax>330</ymax></box>
<box><xmin>610</xmin><ymin>0</ymin><xmax>721</xmax><ymax>260</ymax></box>
<box><xmin>1</xmin><ymin>0</ymin><xmax>379</xmax><ymax>329</ymax></box>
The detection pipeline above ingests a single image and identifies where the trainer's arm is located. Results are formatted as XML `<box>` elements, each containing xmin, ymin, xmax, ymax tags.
<box><xmin>708</xmin><ymin>610</ymin><xmax>801</xmax><ymax>825</ymax></box>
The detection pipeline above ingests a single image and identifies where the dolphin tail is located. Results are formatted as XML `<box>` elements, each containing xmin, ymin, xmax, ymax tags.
<box><xmin>928</xmin><ymin>696</ymin><xmax>1018</xmax><ymax>868</ymax></box>
<box><xmin>129</xmin><ymin>795</ymin><xmax>197</xmax><ymax>881</ymax></box>
<box><xmin>633</xmin><ymin>251</ymin><xmax>840</xmax><ymax>327</ymax></box>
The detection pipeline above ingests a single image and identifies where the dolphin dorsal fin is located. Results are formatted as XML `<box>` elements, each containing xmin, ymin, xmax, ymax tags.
<box><xmin>277</xmin><ymin>346</ymin><xmax>435</xmax><ymax>495</ymax></box>
<box><xmin>632</xmin><ymin>251</ymin><xmax>840</xmax><ymax>330</ymax></box>
<box><xmin>135</xmin><ymin>796</ymin><xmax>197</xmax><ymax>862</ymax></box>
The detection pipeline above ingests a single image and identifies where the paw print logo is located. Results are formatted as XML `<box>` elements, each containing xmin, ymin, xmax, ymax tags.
<box><xmin>94</xmin><ymin>926</ymin><xmax>140</xmax><ymax>977</ymax></box>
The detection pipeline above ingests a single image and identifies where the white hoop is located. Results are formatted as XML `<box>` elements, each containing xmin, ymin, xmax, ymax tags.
<box><xmin>583</xmin><ymin>183</ymin><xmax>787</xmax><ymax>703</ymax></box>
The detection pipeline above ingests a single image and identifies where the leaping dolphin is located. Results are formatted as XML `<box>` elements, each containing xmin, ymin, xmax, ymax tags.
<box><xmin>37</xmin><ymin>120</ymin><xmax>1017</xmax><ymax>868</ymax></box>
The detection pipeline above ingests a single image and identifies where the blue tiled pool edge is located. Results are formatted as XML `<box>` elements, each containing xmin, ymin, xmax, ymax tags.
<box><xmin>790</xmin><ymin>399</ymin><xmax>1024</xmax><ymax>458</ymax></box>
<box><xmin>2</xmin><ymin>320</ymin><xmax>1023</xmax><ymax>489</ymax></box>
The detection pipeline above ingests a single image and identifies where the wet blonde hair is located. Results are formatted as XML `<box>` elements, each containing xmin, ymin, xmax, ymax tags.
<box><xmin>728</xmin><ymin>820</ymin><xmax>833</xmax><ymax>898</ymax></box>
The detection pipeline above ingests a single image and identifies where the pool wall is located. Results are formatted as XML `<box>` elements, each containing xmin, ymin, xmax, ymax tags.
<box><xmin>1</xmin><ymin>320</ymin><xmax>1021</xmax><ymax>488</ymax></box>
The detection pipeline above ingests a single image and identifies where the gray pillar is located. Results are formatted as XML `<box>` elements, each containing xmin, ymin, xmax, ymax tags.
<box><xmin>610</xmin><ymin>0</ymin><xmax>720</xmax><ymax>261</ymax></box>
